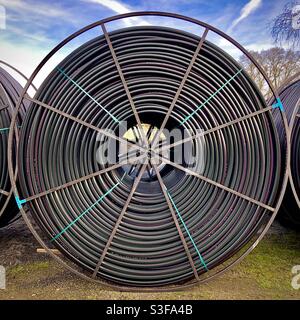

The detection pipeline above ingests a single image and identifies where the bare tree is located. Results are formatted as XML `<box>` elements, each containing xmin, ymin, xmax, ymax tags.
<box><xmin>271</xmin><ymin>1</ymin><xmax>300</xmax><ymax>48</ymax></box>
<box><xmin>240</xmin><ymin>47</ymin><xmax>300</xmax><ymax>98</ymax></box>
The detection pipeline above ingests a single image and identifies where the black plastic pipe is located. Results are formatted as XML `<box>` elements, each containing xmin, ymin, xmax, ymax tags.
<box><xmin>17</xmin><ymin>26</ymin><xmax>285</xmax><ymax>286</ymax></box>
<box><xmin>276</xmin><ymin>75</ymin><xmax>300</xmax><ymax>229</ymax></box>
<box><xmin>0</xmin><ymin>66</ymin><xmax>27</xmax><ymax>227</ymax></box>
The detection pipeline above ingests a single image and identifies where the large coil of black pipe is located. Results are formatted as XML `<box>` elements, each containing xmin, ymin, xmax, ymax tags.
<box><xmin>0</xmin><ymin>63</ymin><xmax>28</xmax><ymax>228</ymax></box>
<box><xmin>276</xmin><ymin>74</ymin><xmax>300</xmax><ymax>229</ymax></box>
<box><xmin>9</xmin><ymin>13</ymin><xmax>288</xmax><ymax>290</ymax></box>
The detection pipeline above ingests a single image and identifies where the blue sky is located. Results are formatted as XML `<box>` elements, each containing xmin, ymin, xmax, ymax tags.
<box><xmin>0</xmin><ymin>0</ymin><xmax>291</xmax><ymax>85</ymax></box>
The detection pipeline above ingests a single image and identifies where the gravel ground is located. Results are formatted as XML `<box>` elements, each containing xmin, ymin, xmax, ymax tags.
<box><xmin>0</xmin><ymin>218</ymin><xmax>41</xmax><ymax>267</ymax></box>
<box><xmin>0</xmin><ymin>217</ymin><xmax>299</xmax><ymax>300</ymax></box>
<box><xmin>0</xmin><ymin>216</ymin><xmax>289</xmax><ymax>267</ymax></box>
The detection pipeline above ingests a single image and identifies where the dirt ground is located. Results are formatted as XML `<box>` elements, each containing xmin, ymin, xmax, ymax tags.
<box><xmin>0</xmin><ymin>219</ymin><xmax>299</xmax><ymax>300</ymax></box>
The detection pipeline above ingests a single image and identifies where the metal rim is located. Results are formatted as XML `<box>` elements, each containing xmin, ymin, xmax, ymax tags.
<box><xmin>0</xmin><ymin>61</ymin><xmax>36</xmax><ymax>222</ymax></box>
<box><xmin>0</xmin><ymin>80</ymin><xmax>14</xmax><ymax>219</ymax></box>
<box><xmin>289</xmin><ymin>104</ymin><xmax>300</xmax><ymax>209</ymax></box>
<box><xmin>7</xmin><ymin>11</ymin><xmax>290</xmax><ymax>291</ymax></box>
<box><xmin>283</xmin><ymin>73</ymin><xmax>300</xmax><ymax>209</ymax></box>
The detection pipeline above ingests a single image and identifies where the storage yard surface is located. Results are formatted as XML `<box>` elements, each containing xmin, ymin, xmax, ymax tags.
<box><xmin>0</xmin><ymin>219</ymin><xmax>299</xmax><ymax>300</ymax></box>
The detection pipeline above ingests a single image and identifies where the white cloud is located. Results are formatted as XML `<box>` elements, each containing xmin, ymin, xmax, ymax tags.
<box><xmin>0</xmin><ymin>38</ymin><xmax>69</xmax><ymax>88</ymax></box>
<box><xmin>216</xmin><ymin>38</ymin><xmax>241</xmax><ymax>59</ymax></box>
<box><xmin>0</xmin><ymin>0</ymin><xmax>71</xmax><ymax>19</ymax></box>
<box><xmin>215</xmin><ymin>36</ymin><xmax>283</xmax><ymax>60</ymax></box>
<box><xmin>245</xmin><ymin>42</ymin><xmax>289</xmax><ymax>52</ymax></box>
<box><xmin>87</xmin><ymin>0</ymin><xmax>131</xmax><ymax>14</ymax></box>
<box><xmin>7</xmin><ymin>25</ymin><xmax>51</xmax><ymax>43</ymax></box>
<box><xmin>0</xmin><ymin>0</ymin><xmax>79</xmax><ymax>45</ymax></box>
<box><xmin>82</xmin><ymin>0</ymin><xmax>151</xmax><ymax>26</ymax></box>
<box><xmin>228</xmin><ymin>0</ymin><xmax>262</xmax><ymax>32</ymax></box>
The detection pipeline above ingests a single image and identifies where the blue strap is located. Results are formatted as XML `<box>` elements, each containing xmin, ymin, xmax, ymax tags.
<box><xmin>180</xmin><ymin>68</ymin><xmax>243</xmax><ymax>126</ymax></box>
<box><xmin>0</xmin><ymin>126</ymin><xmax>21</xmax><ymax>133</ymax></box>
<box><xmin>51</xmin><ymin>173</ymin><xmax>126</xmax><ymax>242</ymax></box>
<box><xmin>165</xmin><ymin>187</ymin><xmax>208</xmax><ymax>271</ymax></box>
<box><xmin>15</xmin><ymin>196</ymin><xmax>27</xmax><ymax>209</ymax></box>
<box><xmin>272</xmin><ymin>97</ymin><xmax>284</xmax><ymax>112</ymax></box>
<box><xmin>57</xmin><ymin>67</ymin><xmax>120</xmax><ymax>123</ymax></box>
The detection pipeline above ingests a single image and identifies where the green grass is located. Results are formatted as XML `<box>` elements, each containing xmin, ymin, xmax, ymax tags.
<box><xmin>238</xmin><ymin>233</ymin><xmax>300</xmax><ymax>295</ymax></box>
<box><xmin>8</xmin><ymin>261</ymin><xmax>50</xmax><ymax>277</ymax></box>
<box><xmin>1</xmin><ymin>233</ymin><xmax>300</xmax><ymax>300</ymax></box>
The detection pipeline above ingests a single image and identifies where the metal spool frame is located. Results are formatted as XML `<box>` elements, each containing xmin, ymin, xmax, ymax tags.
<box><xmin>289</xmin><ymin>79</ymin><xmax>300</xmax><ymax>209</ymax></box>
<box><xmin>0</xmin><ymin>61</ymin><xmax>36</xmax><ymax>225</ymax></box>
<box><xmin>7</xmin><ymin>12</ymin><xmax>290</xmax><ymax>291</ymax></box>
<box><xmin>278</xmin><ymin>72</ymin><xmax>300</xmax><ymax>225</ymax></box>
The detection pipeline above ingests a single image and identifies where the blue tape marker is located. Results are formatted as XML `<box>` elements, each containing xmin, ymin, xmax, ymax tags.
<box><xmin>0</xmin><ymin>126</ymin><xmax>21</xmax><ymax>133</ymax></box>
<box><xmin>57</xmin><ymin>67</ymin><xmax>120</xmax><ymax>123</ymax></box>
<box><xmin>51</xmin><ymin>172</ymin><xmax>126</xmax><ymax>242</ymax></box>
<box><xmin>15</xmin><ymin>196</ymin><xmax>27</xmax><ymax>209</ymax></box>
<box><xmin>180</xmin><ymin>68</ymin><xmax>243</xmax><ymax>126</ymax></box>
<box><xmin>165</xmin><ymin>187</ymin><xmax>208</xmax><ymax>271</ymax></box>
<box><xmin>272</xmin><ymin>97</ymin><xmax>284</xmax><ymax>112</ymax></box>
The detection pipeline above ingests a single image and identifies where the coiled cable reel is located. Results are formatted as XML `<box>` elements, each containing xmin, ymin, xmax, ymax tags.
<box><xmin>0</xmin><ymin>61</ymin><xmax>36</xmax><ymax>227</ymax></box>
<box><xmin>8</xmin><ymin>12</ymin><xmax>289</xmax><ymax>290</ymax></box>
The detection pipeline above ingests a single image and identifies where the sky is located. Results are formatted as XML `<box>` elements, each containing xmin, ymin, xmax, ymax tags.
<box><xmin>0</xmin><ymin>0</ymin><xmax>293</xmax><ymax>86</ymax></box>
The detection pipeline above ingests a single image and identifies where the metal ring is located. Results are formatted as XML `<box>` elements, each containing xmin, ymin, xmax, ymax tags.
<box><xmin>0</xmin><ymin>61</ymin><xmax>36</xmax><ymax>227</ymax></box>
<box><xmin>7</xmin><ymin>12</ymin><xmax>289</xmax><ymax>291</ymax></box>
<box><xmin>275</xmin><ymin>72</ymin><xmax>300</xmax><ymax>228</ymax></box>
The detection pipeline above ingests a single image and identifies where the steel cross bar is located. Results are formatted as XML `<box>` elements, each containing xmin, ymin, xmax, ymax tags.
<box><xmin>101</xmin><ymin>23</ymin><xmax>149</xmax><ymax>149</ymax></box>
<box><xmin>152</xmin><ymin>163</ymin><xmax>200</xmax><ymax>281</ymax></box>
<box><xmin>152</xmin><ymin>153</ymin><xmax>275</xmax><ymax>212</ymax></box>
<box><xmin>151</xmin><ymin>28</ymin><xmax>209</xmax><ymax>149</ymax></box>
<box><xmin>0</xmin><ymin>189</ymin><xmax>10</xmax><ymax>196</ymax></box>
<box><xmin>20</xmin><ymin>154</ymin><xmax>147</xmax><ymax>203</ymax></box>
<box><xmin>155</xmin><ymin>106</ymin><xmax>273</xmax><ymax>153</ymax></box>
<box><xmin>92</xmin><ymin>162</ymin><xmax>148</xmax><ymax>278</ymax></box>
<box><xmin>24</xmin><ymin>95</ymin><xmax>147</xmax><ymax>154</ymax></box>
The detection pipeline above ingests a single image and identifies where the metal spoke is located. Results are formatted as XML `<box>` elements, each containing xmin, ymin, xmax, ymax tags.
<box><xmin>180</xmin><ymin>68</ymin><xmax>243</xmax><ymax>126</ymax></box>
<box><xmin>152</xmin><ymin>153</ymin><xmax>275</xmax><ymax>212</ymax></box>
<box><xmin>57</xmin><ymin>67</ymin><xmax>120</xmax><ymax>124</ymax></box>
<box><xmin>119</xmin><ymin>147</ymin><xmax>144</xmax><ymax>161</ymax></box>
<box><xmin>133</xmin><ymin>126</ymin><xmax>152</xmax><ymax>176</ymax></box>
<box><xmin>151</xmin><ymin>28</ymin><xmax>209</xmax><ymax>149</ymax></box>
<box><xmin>51</xmin><ymin>172</ymin><xmax>127</xmax><ymax>242</ymax></box>
<box><xmin>0</xmin><ymin>104</ymin><xmax>8</xmax><ymax>112</ymax></box>
<box><xmin>101</xmin><ymin>23</ymin><xmax>149</xmax><ymax>148</ymax></box>
<box><xmin>22</xmin><ymin>154</ymin><xmax>147</xmax><ymax>203</ymax></box>
<box><xmin>24</xmin><ymin>95</ymin><xmax>147</xmax><ymax>154</ymax></box>
<box><xmin>146</xmin><ymin>125</ymin><xmax>154</xmax><ymax>178</ymax></box>
<box><xmin>0</xmin><ymin>60</ymin><xmax>38</xmax><ymax>92</ymax></box>
<box><xmin>156</xmin><ymin>106</ymin><xmax>273</xmax><ymax>153</ymax></box>
<box><xmin>152</xmin><ymin>163</ymin><xmax>200</xmax><ymax>281</ymax></box>
<box><xmin>0</xmin><ymin>189</ymin><xmax>10</xmax><ymax>196</ymax></box>
<box><xmin>92</xmin><ymin>162</ymin><xmax>148</xmax><ymax>278</ymax></box>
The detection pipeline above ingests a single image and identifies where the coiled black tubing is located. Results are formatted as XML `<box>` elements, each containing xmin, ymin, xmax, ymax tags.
<box><xmin>17</xmin><ymin>26</ymin><xmax>285</xmax><ymax>287</ymax></box>
<box><xmin>276</xmin><ymin>77</ymin><xmax>300</xmax><ymax>228</ymax></box>
<box><xmin>0</xmin><ymin>67</ymin><xmax>26</xmax><ymax>228</ymax></box>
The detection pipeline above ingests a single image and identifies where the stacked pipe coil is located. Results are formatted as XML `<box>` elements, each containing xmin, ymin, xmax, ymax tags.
<box><xmin>9</xmin><ymin>13</ymin><xmax>288</xmax><ymax>289</ymax></box>
<box><xmin>0</xmin><ymin>64</ymin><xmax>28</xmax><ymax>228</ymax></box>
<box><xmin>277</xmin><ymin>74</ymin><xmax>300</xmax><ymax>228</ymax></box>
